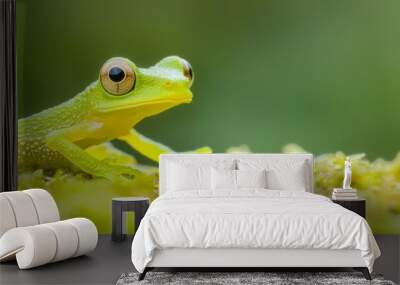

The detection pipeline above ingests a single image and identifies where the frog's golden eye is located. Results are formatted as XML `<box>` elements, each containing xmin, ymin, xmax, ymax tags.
<box><xmin>182</xmin><ymin>59</ymin><xmax>194</xmax><ymax>87</ymax></box>
<box><xmin>100</xmin><ymin>59</ymin><xmax>135</xmax><ymax>95</ymax></box>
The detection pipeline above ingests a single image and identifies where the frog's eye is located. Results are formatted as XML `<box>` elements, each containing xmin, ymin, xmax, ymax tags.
<box><xmin>100</xmin><ymin>59</ymin><xmax>135</xmax><ymax>95</ymax></box>
<box><xmin>182</xmin><ymin>59</ymin><xmax>194</xmax><ymax>88</ymax></box>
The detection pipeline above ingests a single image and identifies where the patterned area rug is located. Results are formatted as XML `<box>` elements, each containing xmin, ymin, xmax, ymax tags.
<box><xmin>116</xmin><ymin>272</ymin><xmax>396</xmax><ymax>285</ymax></box>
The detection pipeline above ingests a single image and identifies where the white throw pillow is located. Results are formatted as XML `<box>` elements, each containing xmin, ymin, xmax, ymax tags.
<box><xmin>211</xmin><ymin>168</ymin><xmax>237</xmax><ymax>190</ymax></box>
<box><xmin>238</xmin><ymin>159</ymin><xmax>308</xmax><ymax>191</ymax></box>
<box><xmin>236</xmin><ymin>169</ymin><xmax>267</xmax><ymax>189</ymax></box>
<box><xmin>165</xmin><ymin>159</ymin><xmax>236</xmax><ymax>192</ymax></box>
<box><xmin>211</xmin><ymin>169</ymin><xmax>268</xmax><ymax>190</ymax></box>
<box><xmin>167</xmin><ymin>163</ymin><xmax>210</xmax><ymax>191</ymax></box>
<box><xmin>266</xmin><ymin>168</ymin><xmax>306</xmax><ymax>191</ymax></box>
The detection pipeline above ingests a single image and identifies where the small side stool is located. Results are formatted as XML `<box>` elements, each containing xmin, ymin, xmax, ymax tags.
<box><xmin>112</xmin><ymin>197</ymin><xmax>149</xmax><ymax>242</ymax></box>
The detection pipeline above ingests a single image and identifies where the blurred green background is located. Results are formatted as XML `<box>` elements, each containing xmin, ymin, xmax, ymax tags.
<box><xmin>17</xmin><ymin>0</ymin><xmax>400</xmax><ymax>162</ymax></box>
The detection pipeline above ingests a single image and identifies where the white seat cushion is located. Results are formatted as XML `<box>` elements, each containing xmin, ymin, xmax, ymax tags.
<box><xmin>64</xmin><ymin>218</ymin><xmax>98</xmax><ymax>257</ymax></box>
<box><xmin>0</xmin><ymin>192</ymin><xmax>39</xmax><ymax>227</ymax></box>
<box><xmin>0</xmin><ymin>226</ymin><xmax>57</xmax><ymax>269</ymax></box>
<box><xmin>0</xmin><ymin>189</ymin><xmax>59</xmax><ymax>235</ymax></box>
<box><xmin>0</xmin><ymin>218</ymin><xmax>97</xmax><ymax>269</ymax></box>
<box><xmin>0</xmin><ymin>196</ymin><xmax>17</xmax><ymax>237</ymax></box>
<box><xmin>24</xmin><ymin>189</ymin><xmax>60</xmax><ymax>223</ymax></box>
<box><xmin>42</xmin><ymin>221</ymin><xmax>79</xmax><ymax>262</ymax></box>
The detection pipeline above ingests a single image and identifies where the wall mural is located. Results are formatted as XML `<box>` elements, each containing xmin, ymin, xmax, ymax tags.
<box><xmin>17</xmin><ymin>0</ymin><xmax>400</xmax><ymax>234</ymax></box>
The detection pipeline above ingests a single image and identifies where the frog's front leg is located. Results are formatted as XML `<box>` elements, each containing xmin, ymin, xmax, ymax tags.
<box><xmin>46</xmin><ymin>122</ymin><xmax>138</xmax><ymax>181</ymax></box>
<box><xmin>118</xmin><ymin>129</ymin><xmax>212</xmax><ymax>162</ymax></box>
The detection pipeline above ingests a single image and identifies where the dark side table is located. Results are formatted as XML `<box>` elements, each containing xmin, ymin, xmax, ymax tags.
<box><xmin>332</xmin><ymin>198</ymin><xmax>366</xmax><ymax>218</ymax></box>
<box><xmin>112</xmin><ymin>197</ymin><xmax>150</xmax><ymax>242</ymax></box>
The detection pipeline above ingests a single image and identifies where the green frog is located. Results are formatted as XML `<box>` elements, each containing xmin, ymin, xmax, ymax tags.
<box><xmin>18</xmin><ymin>56</ymin><xmax>212</xmax><ymax>181</ymax></box>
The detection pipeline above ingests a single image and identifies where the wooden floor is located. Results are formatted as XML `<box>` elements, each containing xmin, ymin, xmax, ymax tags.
<box><xmin>0</xmin><ymin>235</ymin><xmax>134</xmax><ymax>285</ymax></box>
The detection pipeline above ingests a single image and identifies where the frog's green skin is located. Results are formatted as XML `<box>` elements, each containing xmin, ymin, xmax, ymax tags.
<box><xmin>18</xmin><ymin>56</ymin><xmax>211</xmax><ymax>181</ymax></box>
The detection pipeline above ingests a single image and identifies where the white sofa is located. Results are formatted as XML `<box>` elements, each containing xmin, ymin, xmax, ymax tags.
<box><xmin>0</xmin><ymin>189</ymin><xmax>98</xmax><ymax>269</ymax></box>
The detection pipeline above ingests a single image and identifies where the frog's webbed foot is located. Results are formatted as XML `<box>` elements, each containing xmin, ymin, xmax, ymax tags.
<box><xmin>118</xmin><ymin>129</ymin><xmax>212</xmax><ymax>162</ymax></box>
